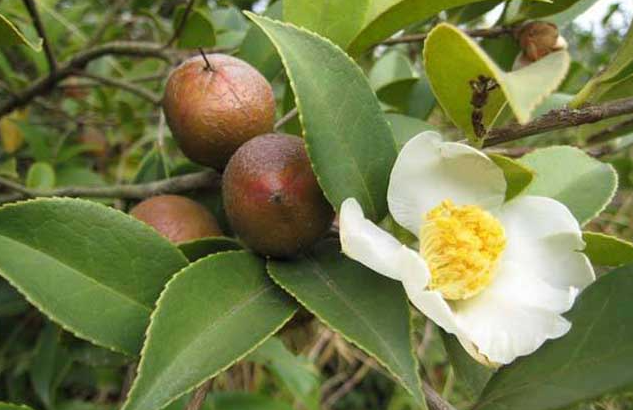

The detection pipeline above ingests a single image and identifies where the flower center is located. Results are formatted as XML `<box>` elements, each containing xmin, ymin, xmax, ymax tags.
<box><xmin>419</xmin><ymin>200</ymin><xmax>506</xmax><ymax>300</ymax></box>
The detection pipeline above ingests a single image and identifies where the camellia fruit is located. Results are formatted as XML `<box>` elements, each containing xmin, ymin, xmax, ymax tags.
<box><xmin>162</xmin><ymin>53</ymin><xmax>275</xmax><ymax>169</ymax></box>
<box><xmin>130</xmin><ymin>195</ymin><xmax>222</xmax><ymax>244</ymax></box>
<box><xmin>223</xmin><ymin>133</ymin><xmax>334</xmax><ymax>258</ymax></box>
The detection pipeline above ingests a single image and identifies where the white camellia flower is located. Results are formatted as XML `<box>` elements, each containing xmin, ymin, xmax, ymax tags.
<box><xmin>339</xmin><ymin>131</ymin><xmax>595</xmax><ymax>366</ymax></box>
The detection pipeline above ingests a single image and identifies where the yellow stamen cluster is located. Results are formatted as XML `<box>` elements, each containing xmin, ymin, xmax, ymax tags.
<box><xmin>419</xmin><ymin>200</ymin><xmax>506</xmax><ymax>300</ymax></box>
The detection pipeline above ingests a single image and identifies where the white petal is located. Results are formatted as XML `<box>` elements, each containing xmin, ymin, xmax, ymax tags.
<box><xmin>451</xmin><ymin>291</ymin><xmax>571</xmax><ymax>365</ymax></box>
<box><xmin>497</xmin><ymin>195</ymin><xmax>595</xmax><ymax>290</ymax></box>
<box><xmin>339</xmin><ymin>198</ymin><xmax>429</xmax><ymax>283</ymax></box>
<box><xmin>388</xmin><ymin>133</ymin><xmax>506</xmax><ymax>235</ymax></box>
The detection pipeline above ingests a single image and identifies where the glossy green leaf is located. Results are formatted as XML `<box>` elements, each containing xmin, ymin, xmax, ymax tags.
<box><xmin>26</xmin><ymin>162</ymin><xmax>55</xmax><ymax>190</ymax></box>
<box><xmin>424</xmin><ymin>24</ymin><xmax>569</xmax><ymax>142</ymax></box>
<box><xmin>0</xmin><ymin>13</ymin><xmax>42</xmax><ymax>51</ymax></box>
<box><xmin>385</xmin><ymin>113</ymin><xmax>437</xmax><ymax>151</ymax></box>
<box><xmin>369</xmin><ymin>50</ymin><xmax>421</xmax><ymax>112</ymax></box>
<box><xmin>0</xmin><ymin>198</ymin><xmax>188</xmax><ymax>355</ymax></box>
<box><xmin>283</xmin><ymin>0</ymin><xmax>369</xmax><ymax>48</ymax></box>
<box><xmin>476</xmin><ymin>264</ymin><xmax>633</xmax><ymax>410</ymax></box>
<box><xmin>572</xmin><ymin>23</ymin><xmax>633</xmax><ymax>107</ymax></box>
<box><xmin>518</xmin><ymin>146</ymin><xmax>617</xmax><ymax>225</ymax></box>
<box><xmin>506</xmin><ymin>0</ymin><xmax>603</xmax><ymax>25</ymax></box>
<box><xmin>441</xmin><ymin>331</ymin><xmax>493</xmax><ymax>402</ymax></box>
<box><xmin>238</xmin><ymin>1</ymin><xmax>284</xmax><ymax>81</ymax></box>
<box><xmin>122</xmin><ymin>251</ymin><xmax>297</xmax><ymax>410</ymax></box>
<box><xmin>178</xmin><ymin>237</ymin><xmax>242</xmax><ymax>262</ymax></box>
<box><xmin>347</xmin><ymin>0</ymin><xmax>488</xmax><ymax>55</ymax></box>
<box><xmin>247</xmin><ymin>14</ymin><xmax>397</xmax><ymax>221</ymax></box>
<box><xmin>267</xmin><ymin>240</ymin><xmax>424</xmax><ymax>403</ymax></box>
<box><xmin>583</xmin><ymin>232</ymin><xmax>633</xmax><ymax>267</ymax></box>
<box><xmin>488</xmin><ymin>154</ymin><xmax>534</xmax><ymax>201</ymax></box>
<box><xmin>173</xmin><ymin>7</ymin><xmax>216</xmax><ymax>49</ymax></box>
<box><xmin>249</xmin><ymin>337</ymin><xmax>320</xmax><ymax>409</ymax></box>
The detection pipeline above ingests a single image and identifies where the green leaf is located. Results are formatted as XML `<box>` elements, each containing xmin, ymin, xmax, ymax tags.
<box><xmin>0</xmin><ymin>404</ymin><xmax>35</xmax><ymax>410</ymax></box>
<box><xmin>267</xmin><ymin>240</ymin><xmax>424</xmax><ymax>403</ymax></box>
<box><xmin>506</xmin><ymin>0</ymin><xmax>602</xmax><ymax>25</ymax></box>
<box><xmin>173</xmin><ymin>7</ymin><xmax>216</xmax><ymax>49</ymax></box>
<box><xmin>572</xmin><ymin>23</ymin><xmax>633</xmax><ymax>107</ymax></box>
<box><xmin>424</xmin><ymin>24</ymin><xmax>569</xmax><ymax>142</ymax></box>
<box><xmin>178</xmin><ymin>237</ymin><xmax>242</xmax><ymax>262</ymax></box>
<box><xmin>249</xmin><ymin>337</ymin><xmax>320</xmax><ymax>409</ymax></box>
<box><xmin>347</xmin><ymin>0</ymin><xmax>489</xmax><ymax>54</ymax></box>
<box><xmin>246</xmin><ymin>14</ymin><xmax>398</xmax><ymax>221</ymax></box>
<box><xmin>0</xmin><ymin>158</ymin><xmax>19</xmax><ymax>179</ymax></box>
<box><xmin>385</xmin><ymin>113</ymin><xmax>437</xmax><ymax>151</ymax></box>
<box><xmin>283</xmin><ymin>0</ymin><xmax>369</xmax><ymax>48</ymax></box>
<box><xmin>476</xmin><ymin>263</ymin><xmax>633</xmax><ymax>410</ymax></box>
<box><xmin>122</xmin><ymin>251</ymin><xmax>297</xmax><ymax>410</ymax></box>
<box><xmin>209</xmin><ymin>392</ymin><xmax>295</xmax><ymax>410</ymax></box>
<box><xmin>238</xmin><ymin>0</ymin><xmax>284</xmax><ymax>81</ymax></box>
<box><xmin>26</xmin><ymin>162</ymin><xmax>55</xmax><ymax>190</ymax></box>
<box><xmin>518</xmin><ymin>146</ymin><xmax>618</xmax><ymax>225</ymax></box>
<box><xmin>0</xmin><ymin>198</ymin><xmax>188</xmax><ymax>355</ymax></box>
<box><xmin>440</xmin><ymin>331</ymin><xmax>493</xmax><ymax>402</ymax></box>
<box><xmin>133</xmin><ymin>147</ymin><xmax>170</xmax><ymax>184</ymax></box>
<box><xmin>30</xmin><ymin>323</ymin><xmax>73</xmax><ymax>409</ymax></box>
<box><xmin>583</xmin><ymin>232</ymin><xmax>633</xmax><ymax>267</ymax></box>
<box><xmin>0</xmin><ymin>13</ymin><xmax>42</xmax><ymax>51</ymax></box>
<box><xmin>488</xmin><ymin>154</ymin><xmax>534</xmax><ymax>201</ymax></box>
<box><xmin>369</xmin><ymin>50</ymin><xmax>421</xmax><ymax>112</ymax></box>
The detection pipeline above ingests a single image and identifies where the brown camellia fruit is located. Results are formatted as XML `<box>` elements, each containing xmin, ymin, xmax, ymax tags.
<box><xmin>162</xmin><ymin>53</ymin><xmax>275</xmax><ymax>169</ymax></box>
<box><xmin>130</xmin><ymin>195</ymin><xmax>222</xmax><ymax>244</ymax></box>
<box><xmin>223</xmin><ymin>133</ymin><xmax>334</xmax><ymax>258</ymax></box>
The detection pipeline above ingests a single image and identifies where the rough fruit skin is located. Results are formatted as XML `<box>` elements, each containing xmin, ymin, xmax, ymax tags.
<box><xmin>223</xmin><ymin>134</ymin><xmax>334</xmax><ymax>258</ymax></box>
<box><xmin>130</xmin><ymin>195</ymin><xmax>222</xmax><ymax>244</ymax></box>
<box><xmin>162</xmin><ymin>54</ymin><xmax>275</xmax><ymax>169</ymax></box>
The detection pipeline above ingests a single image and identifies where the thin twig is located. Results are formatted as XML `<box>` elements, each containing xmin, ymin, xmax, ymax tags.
<box><xmin>274</xmin><ymin>107</ymin><xmax>298</xmax><ymax>131</ymax></box>
<box><xmin>185</xmin><ymin>379</ymin><xmax>213</xmax><ymax>410</ymax></box>
<box><xmin>380</xmin><ymin>25</ymin><xmax>513</xmax><ymax>46</ymax></box>
<box><xmin>23</xmin><ymin>0</ymin><xmax>57</xmax><ymax>72</ymax></box>
<box><xmin>0</xmin><ymin>41</ymin><xmax>171</xmax><ymax>118</ymax></box>
<box><xmin>483</xmin><ymin>97</ymin><xmax>633</xmax><ymax>147</ymax></box>
<box><xmin>323</xmin><ymin>360</ymin><xmax>374</xmax><ymax>408</ymax></box>
<box><xmin>85</xmin><ymin>0</ymin><xmax>129</xmax><ymax>48</ymax></box>
<box><xmin>586</xmin><ymin>117</ymin><xmax>633</xmax><ymax>145</ymax></box>
<box><xmin>423</xmin><ymin>381</ymin><xmax>457</xmax><ymax>410</ymax></box>
<box><xmin>75</xmin><ymin>71</ymin><xmax>162</xmax><ymax>105</ymax></box>
<box><xmin>0</xmin><ymin>170</ymin><xmax>220</xmax><ymax>203</ymax></box>
<box><xmin>164</xmin><ymin>0</ymin><xmax>196</xmax><ymax>48</ymax></box>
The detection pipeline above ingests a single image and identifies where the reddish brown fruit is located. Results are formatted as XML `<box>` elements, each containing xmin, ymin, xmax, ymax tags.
<box><xmin>162</xmin><ymin>54</ymin><xmax>275</xmax><ymax>169</ymax></box>
<box><xmin>130</xmin><ymin>195</ymin><xmax>222</xmax><ymax>244</ymax></box>
<box><xmin>516</xmin><ymin>21</ymin><xmax>565</xmax><ymax>62</ymax></box>
<box><xmin>223</xmin><ymin>133</ymin><xmax>334</xmax><ymax>258</ymax></box>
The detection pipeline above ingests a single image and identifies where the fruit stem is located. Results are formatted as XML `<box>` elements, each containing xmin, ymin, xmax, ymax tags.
<box><xmin>198</xmin><ymin>48</ymin><xmax>214</xmax><ymax>72</ymax></box>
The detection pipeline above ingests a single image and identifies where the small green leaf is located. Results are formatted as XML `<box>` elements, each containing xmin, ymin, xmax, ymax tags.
<box><xmin>507</xmin><ymin>0</ymin><xmax>603</xmax><ymax>25</ymax></box>
<box><xmin>0</xmin><ymin>404</ymin><xmax>36</xmax><ymax>410</ymax></box>
<box><xmin>385</xmin><ymin>113</ymin><xmax>437</xmax><ymax>151</ymax></box>
<box><xmin>178</xmin><ymin>236</ymin><xmax>242</xmax><ymax>262</ymax></box>
<box><xmin>173</xmin><ymin>7</ymin><xmax>216</xmax><ymax>49</ymax></box>
<box><xmin>237</xmin><ymin>1</ymin><xmax>284</xmax><ymax>81</ymax></box>
<box><xmin>424</xmin><ymin>24</ymin><xmax>569</xmax><ymax>142</ymax></box>
<box><xmin>440</xmin><ymin>331</ymin><xmax>493</xmax><ymax>402</ymax></box>
<box><xmin>267</xmin><ymin>240</ymin><xmax>424</xmax><ymax>403</ymax></box>
<box><xmin>369</xmin><ymin>50</ymin><xmax>420</xmax><ymax>112</ymax></box>
<box><xmin>249</xmin><ymin>337</ymin><xmax>320</xmax><ymax>409</ymax></box>
<box><xmin>0</xmin><ymin>13</ymin><xmax>42</xmax><ymax>51</ymax></box>
<box><xmin>0</xmin><ymin>158</ymin><xmax>18</xmax><ymax>179</ymax></box>
<box><xmin>0</xmin><ymin>198</ymin><xmax>188</xmax><ymax>355</ymax></box>
<box><xmin>583</xmin><ymin>232</ymin><xmax>633</xmax><ymax>267</ymax></box>
<box><xmin>122</xmin><ymin>251</ymin><xmax>297</xmax><ymax>410</ymax></box>
<box><xmin>518</xmin><ymin>146</ymin><xmax>617</xmax><ymax>225</ymax></box>
<box><xmin>572</xmin><ymin>23</ymin><xmax>633</xmax><ymax>107</ymax></box>
<box><xmin>26</xmin><ymin>162</ymin><xmax>55</xmax><ymax>190</ymax></box>
<box><xmin>476</xmin><ymin>263</ymin><xmax>633</xmax><ymax>410</ymax></box>
<box><xmin>488</xmin><ymin>154</ymin><xmax>534</xmax><ymax>201</ymax></box>
<box><xmin>247</xmin><ymin>14</ymin><xmax>397</xmax><ymax>221</ymax></box>
<box><xmin>283</xmin><ymin>0</ymin><xmax>369</xmax><ymax>48</ymax></box>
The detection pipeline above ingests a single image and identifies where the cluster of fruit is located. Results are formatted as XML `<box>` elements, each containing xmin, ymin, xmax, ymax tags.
<box><xmin>131</xmin><ymin>53</ymin><xmax>334</xmax><ymax>258</ymax></box>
